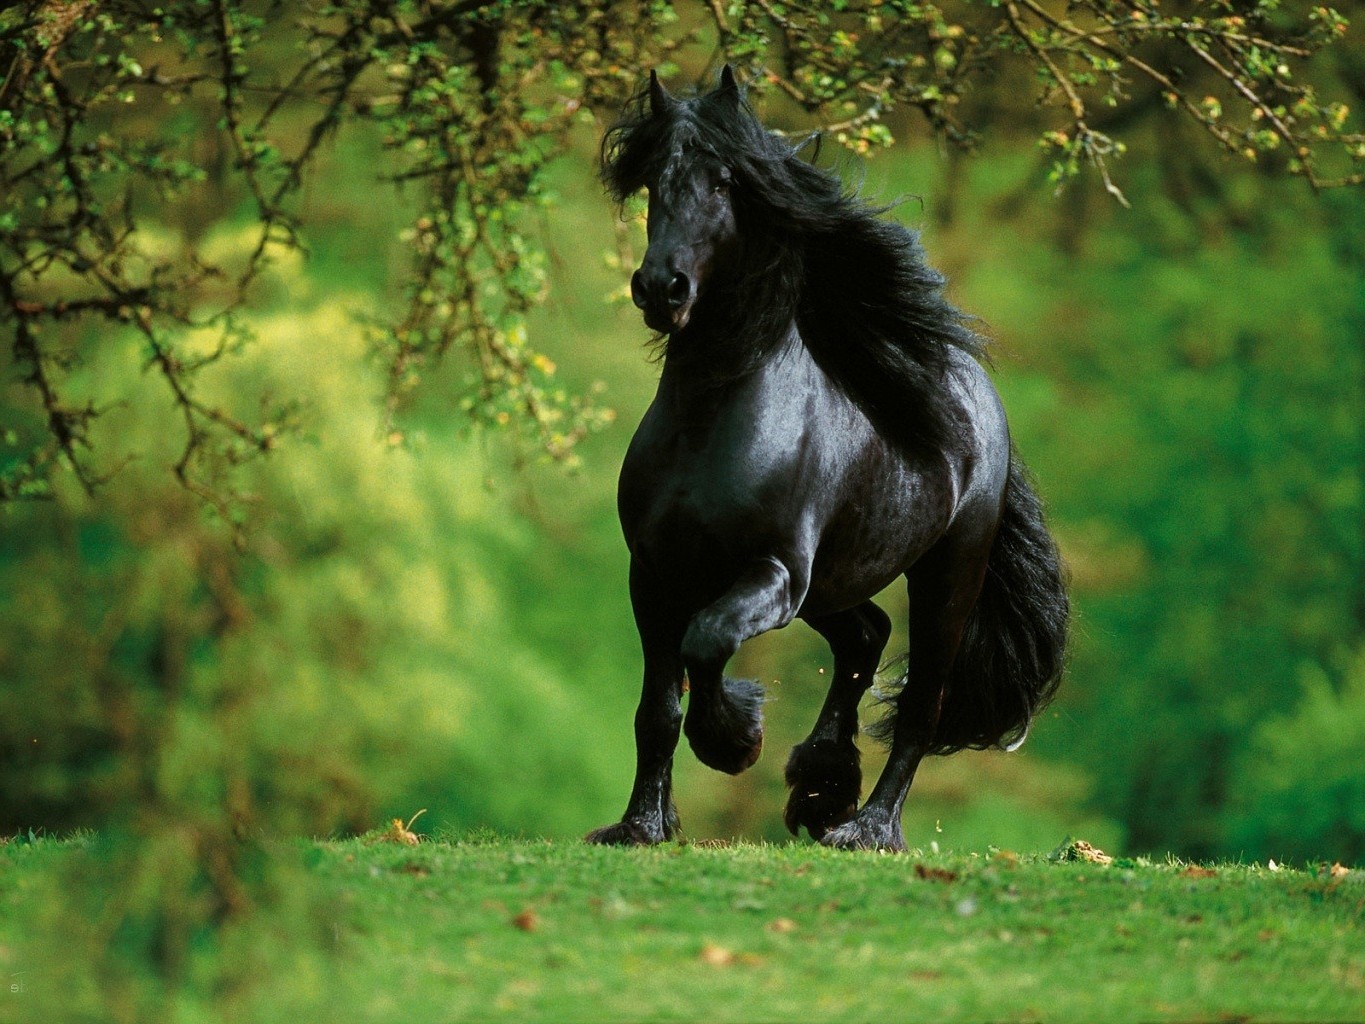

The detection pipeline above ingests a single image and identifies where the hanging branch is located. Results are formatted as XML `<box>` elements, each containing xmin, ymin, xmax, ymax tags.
<box><xmin>2</xmin><ymin>0</ymin><xmax>1360</xmax><ymax>514</ymax></box>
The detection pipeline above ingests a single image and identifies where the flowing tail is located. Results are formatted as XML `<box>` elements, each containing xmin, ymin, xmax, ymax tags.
<box><xmin>874</xmin><ymin>455</ymin><xmax>1070</xmax><ymax>755</ymax></box>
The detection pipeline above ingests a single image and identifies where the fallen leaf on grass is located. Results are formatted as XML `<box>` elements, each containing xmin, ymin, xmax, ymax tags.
<box><xmin>395</xmin><ymin>861</ymin><xmax>430</xmax><ymax>877</ymax></box>
<box><xmin>373</xmin><ymin>808</ymin><xmax>427</xmax><ymax>846</ymax></box>
<box><xmin>1048</xmin><ymin>838</ymin><xmax>1113</xmax><ymax>865</ymax></box>
<box><xmin>1329</xmin><ymin>862</ymin><xmax>1351</xmax><ymax>880</ymax></box>
<box><xmin>699</xmin><ymin>943</ymin><xmax>734</xmax><ymax>966</ymax></box>
<box><xmin>511</xmin><ymin>909</ymin><xmax>540</xmax><ymax>932</ymax></box>
<box><xmin>699</xmin><ymin>945</ymin><xmax>763</xmax><ymax>967</ymax></box>
<box><xmin>1071</xmin><ymin>841</ymin><xmax>1112</xmax><ymax>865</ymax></box>
<box><xmin>992</xmin><ymin>849</ymin><xmax>1019</xmax><ymax>867</ymax></box>
<box><xmin>1181</xmin><ymin>865</ymin><xmax>1217</xmax><ymax>880</ymax></box>
<box><xmin>914</xmin><ymin>863</ymin><xmax>959</xmax><ymax>883</ymax></box>
<box><xmin>767</xmin><ymin>918</ymin><xmax>798</xmax><ymax>934</ymax></box>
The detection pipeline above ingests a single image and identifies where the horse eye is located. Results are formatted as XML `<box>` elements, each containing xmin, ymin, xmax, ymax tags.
<box><xmin>713</xmin><ymin>178</ymin><xmax>731</xmax><ymax>195</ymax></box>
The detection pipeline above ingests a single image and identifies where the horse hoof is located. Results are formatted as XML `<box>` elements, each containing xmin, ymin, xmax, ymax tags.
<box><xmin>818</xmin><ymin>813</ymin><xmax>906</xmax><ymax>852</ymax></box>
<box><xmin>685</xmin><ymin>727</ymin><xmax>764</xmax><ymax>775</ymax></box>
<box><xmin>583</xmin><ymin>820</ymin><xmax>664</xmax><ymax>846</ymax></box>
<box><xmin>783</xmin><ymin>740</ymin><xmax>861</xmax><ymax>839</ymax></box>
<box><xmin>784</xmin><ymin>794</ymin><xmax>857</xmax><ymax>841</ymax></box>
<box><xmin>684</xmin><ymin>677</ymin><xmax>765</xmax><ymax>775</ymax></box>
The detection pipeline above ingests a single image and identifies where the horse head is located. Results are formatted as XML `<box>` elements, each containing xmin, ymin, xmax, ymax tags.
<box><xmin>627</xmin><ymin>66</ymin><xmax>746</xmax><ymax>334</ymax></box>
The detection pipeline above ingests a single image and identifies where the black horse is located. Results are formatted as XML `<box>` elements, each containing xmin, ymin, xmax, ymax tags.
<box><xmin>585</xmin><ymin>67</ymin><xmax>1068</xmax><ymax>851</ymax></box>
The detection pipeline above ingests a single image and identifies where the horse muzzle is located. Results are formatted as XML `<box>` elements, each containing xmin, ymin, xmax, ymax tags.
<box><xmin>631</xmin><ymin>267</ymin><xmax>695</xmax><ymax>333</ymax></box>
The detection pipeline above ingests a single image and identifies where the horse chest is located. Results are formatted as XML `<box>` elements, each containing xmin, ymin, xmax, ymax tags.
<box><xmin>619</xmin><ymin>400</ymin><xmax>812</xmax><ymax>571</ymax></box>
<box><xmin>623</xmin><ymin>442</ymin><xmax>789</xmax><ymax>551</ymax></box>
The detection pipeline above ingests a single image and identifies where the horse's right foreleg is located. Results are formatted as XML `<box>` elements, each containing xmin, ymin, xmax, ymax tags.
<box><xmin>585</xmin><ymin>568</ymin><xmax>685</xmax><ymax>846</ymax></box>
<box><xmin>784</xmin><ymin>602</ymin><xmax>892</xmax><ymax>839</ymax></box>
<box><xmin>680</xmin><ymin>555</ymin><xmax>808</xmax><ymax>775</ymax></box>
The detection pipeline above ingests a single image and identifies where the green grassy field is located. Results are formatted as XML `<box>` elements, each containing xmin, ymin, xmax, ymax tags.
<box><xmin>5</xmin><ymin>835</ymin><xmax>1361</xmax><ymax>1022</ymax></box>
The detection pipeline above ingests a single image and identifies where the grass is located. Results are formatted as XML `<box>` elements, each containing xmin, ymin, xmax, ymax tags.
<box><xmin>6</xmin><ymin>834</ymin><xmax>1361</xmax><ymax>1023</ymax></box>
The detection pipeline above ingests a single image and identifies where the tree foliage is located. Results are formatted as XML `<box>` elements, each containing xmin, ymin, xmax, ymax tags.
<box><xmin>4</xmin><ymin>7</ymin><xmax>1363</xmax><ymax>1014</ymax></box>
<box><xmin>2</xmin><ymin>0</ymin><xmax>1362</xmax><ymax>511</ymax></box>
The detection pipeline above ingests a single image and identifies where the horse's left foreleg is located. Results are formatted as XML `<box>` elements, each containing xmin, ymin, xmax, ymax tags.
<box><xmin>681</xmin><ymin>555</ymin><xmax>808</xmax><ymax>774</ymax></box>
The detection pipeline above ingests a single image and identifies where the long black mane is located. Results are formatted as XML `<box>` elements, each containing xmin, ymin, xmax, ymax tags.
<box><xmin>601</xmin><ymin>80</ymin><xmax>986</xmax><ymax>456</ymax></box>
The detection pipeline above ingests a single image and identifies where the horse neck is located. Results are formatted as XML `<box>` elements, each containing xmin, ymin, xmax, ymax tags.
<box><xmin>658</xmin><ymin>239</ymin><xmax>802</xmax><ymax>389</ymax></box>
<box><xmin>656</xmin><ymin>311</ymin><xmax>802</xmax><ymax>407</ymax></box>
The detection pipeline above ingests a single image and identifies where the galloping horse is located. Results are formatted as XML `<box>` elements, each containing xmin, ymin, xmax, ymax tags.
<box><xmin>585</xmin><ymin>67</ymin><xmax>1068</xmax><ymax>851</ymax></box>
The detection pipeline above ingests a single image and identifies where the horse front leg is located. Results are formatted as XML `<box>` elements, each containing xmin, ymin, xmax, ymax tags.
<box><xmin>585</xmin><ymin>567</ymin><xmax>686</xmax><ymax>846</ymax></box>
<box><xmin>681</xmin><ymin>555</ymin><xmax>808</xmax><ymax>775</ymax></box>
<box><xmin>784</xmin><ymin>602</ymin><xmax>892</xmax><ymax>840</ymax></box>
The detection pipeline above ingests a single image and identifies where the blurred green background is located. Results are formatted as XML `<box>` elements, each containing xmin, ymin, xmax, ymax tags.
<box><xmin>2</xmin><ymin>10</ymin><xmax>1363</xmax><ymax>871</ymax></box>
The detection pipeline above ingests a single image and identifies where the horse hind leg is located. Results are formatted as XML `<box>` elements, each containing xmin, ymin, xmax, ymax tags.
<box><xmin>821</xmin><ymin>532</ymin><xmax>992</xmax><ymax>852</ymax></box>
<box><xmin>784</xmin><ymin>602</ymin><xmax>892</xmax><ymax>840</ymax></box>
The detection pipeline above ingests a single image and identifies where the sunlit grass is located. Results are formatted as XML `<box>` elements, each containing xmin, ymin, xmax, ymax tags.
<box><xmin>7</xmin><ymin>834</ymin><xmax>1359</xmax><ymax>1022</ymax></box>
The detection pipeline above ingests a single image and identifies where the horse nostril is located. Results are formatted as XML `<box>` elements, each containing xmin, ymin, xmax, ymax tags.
<box><xmin>630</xmin><ymin>271</ymin><xmax>648</xmax><ymax>310</ymax></box>
<box><xmin>666</xmin><ymin>272</ymin><xmax>690</xmax><ymax>309</ymax></box>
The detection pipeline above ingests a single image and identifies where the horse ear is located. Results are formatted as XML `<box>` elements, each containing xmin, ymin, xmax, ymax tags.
<box><xmin>716</xmin><ymin>63</ymin><xmax>742</xmax><ymax>104</ymax></box>
<box><xmin>791</xmin><ymin>131</ymin><xmax>823</xmax><ymax>164</ymax></box>
<box><xmin>648</xmin><ymin>70</ymin><xmax>676</xmax><ymax>115</ymax></box>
